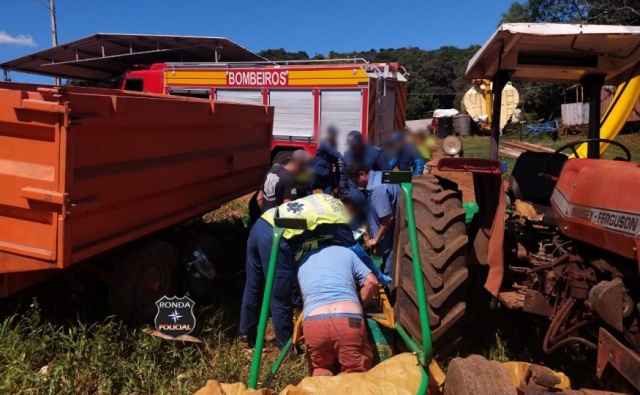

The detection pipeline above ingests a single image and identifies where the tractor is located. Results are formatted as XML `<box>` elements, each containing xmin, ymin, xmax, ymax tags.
<box><xmin>393</xmin><ymin>23</ymin><xmax>640</xmax><ymax>392</ymax></box>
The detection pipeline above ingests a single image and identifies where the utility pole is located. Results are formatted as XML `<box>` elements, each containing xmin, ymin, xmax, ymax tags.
<box><xmin>49</xmin><ymin>0</ymin><xmax>60</xmax><ymax>85</ymax></box>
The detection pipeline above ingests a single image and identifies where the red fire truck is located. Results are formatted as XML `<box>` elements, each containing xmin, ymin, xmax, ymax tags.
<box><xmin>121</xmin><ymin>59</ymin><xmax>408</xmax><ymax>162</ymax></box>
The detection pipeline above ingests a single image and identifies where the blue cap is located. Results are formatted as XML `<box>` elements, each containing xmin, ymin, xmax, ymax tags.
<box><xmin>347</xmin><ymin>130</ymin><xmax>363</xmax><ymax>146</ymax></box>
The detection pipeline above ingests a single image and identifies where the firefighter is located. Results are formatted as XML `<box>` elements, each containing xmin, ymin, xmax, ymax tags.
<box><xmin>387</xmin><ymin>131</ymin><xmax>425</xmax><ymax>176</ymax></box>
<box><xmin>311</xmin><ymin>125</ymin><xmax>343</xmax><ymax>194</ymax></box>
<box><xmin>341</xmin><ymin>130</ymin><xmax>390</xmax><ymax>183</ymax></box>
<box><xmin>239</xmin><ymin>193</ymin><xmax>390</xmax><ymax>349</ymax></box>
<box><xmin>340</xmin><ymin>130</ymin><xmax>391</xmax><ymax>207</ymax></box>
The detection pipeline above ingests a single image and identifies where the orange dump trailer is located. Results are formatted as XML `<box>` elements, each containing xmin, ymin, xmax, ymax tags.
<box><xmin>0</xmin><ymin>83</ymin><xmax>272</xmax><ymax>315</ymax></box>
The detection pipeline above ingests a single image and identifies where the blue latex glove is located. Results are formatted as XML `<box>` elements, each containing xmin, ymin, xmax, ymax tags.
<box><xmin>413</xmin><ymin>157</ymin><xmax>425</xmax><ymax>176</ymax></box>
<box><xmin>349</xmin><ymin>243</ymin><xmax>392</xmax><ymax>285</ymax></box>
<box><xmin>388</xmin><ymin>157</ymin><xmax>398</xmax><ymax>169</ymax></box>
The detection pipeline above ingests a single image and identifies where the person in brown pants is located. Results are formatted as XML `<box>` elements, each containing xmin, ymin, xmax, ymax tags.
<box><xmin>296</xmin><ymin>245</ymin><xmax>379</xmax><ymax>376</ymax></box>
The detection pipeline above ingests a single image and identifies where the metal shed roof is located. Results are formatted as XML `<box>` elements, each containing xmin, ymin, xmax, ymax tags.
<box><xmin>0</xmin><ymin>33</ymin><xmax>265</xmax><ymax>81</ymax></box>
<box><xmin>465</xmin><ymin>24</ymin><xmax>640</xmax><ymax>85</ymax></box>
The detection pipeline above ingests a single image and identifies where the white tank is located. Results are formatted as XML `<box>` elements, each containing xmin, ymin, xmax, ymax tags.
<box><xmin>463</xmin><ymin>82</ymin><xmax>520</xmax><ymax>130</ymax></box>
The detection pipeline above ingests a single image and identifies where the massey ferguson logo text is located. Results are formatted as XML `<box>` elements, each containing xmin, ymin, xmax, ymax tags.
<box><xmin>551</xmin><ymin>189</ymin><xmax>640</xmax><ymax>236</ymax></box>
<box><xmin>227</xmin><ymin>70</ymin><xmax>288</xmax><ymax>87</ymax></box>
<box><xmin>155</xmin><ymin>296</ymin><xmax>196</xmax><ymax>338</ymax></box>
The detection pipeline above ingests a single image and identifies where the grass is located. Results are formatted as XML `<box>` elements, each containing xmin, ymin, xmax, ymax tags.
<box><xmin>0</xmin><ymin>203</ymin><xmax>307</xmax><ymax>395</ymax></box>
<box><xmin>459</xmin><ymin>131</ymin><xmax>640</xmax><ymax>179</ymax></box>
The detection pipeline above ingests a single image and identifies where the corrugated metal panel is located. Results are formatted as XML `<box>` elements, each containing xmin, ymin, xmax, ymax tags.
<box><xmin>216</xmin><ymin>89</ymin><xmax>263</xmax><ymax>105</ymax></box>
<box><xmin>561</xmin><ymin>103</ymin><xmax>589</xmax><ymax>126</ymax></box>
<box><xmin>378</xmin><ymin>80</ymin><xmax>397</xmax><ymax>146</ymax></box>
<box><xmin>319</xmin><ymin>90</ymin><xmax>362</xmax><ymax>153</ymax></box>
<box><xmin>269</xmin><ymin>90</ymin><xmax>314</xmax><ymax>139</ymax></box>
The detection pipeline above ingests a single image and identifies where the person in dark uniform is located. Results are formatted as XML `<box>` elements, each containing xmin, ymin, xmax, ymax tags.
<box><xmin>340</xmin><ymin>130</ymin><xmax>391</xmax><ymax>206</ymax></box>
<box><xmin>387</xmin><ymin>131</ymin><xmax>425</xmax><ymax>176</ymax></box>
<box><xmin>248</xmin><ymin>150</ymin><xmax>312</xmax><ymax>224</ymax></box>
<box><xmin>311</xmin><ymin>125</ymin><xmax>343</xmax><ymax>194</ymax></box>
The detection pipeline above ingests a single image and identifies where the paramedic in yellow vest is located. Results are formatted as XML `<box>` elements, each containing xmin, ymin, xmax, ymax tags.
<box><xmin>239</xmin><ymin>193</ymin><xmax>390</xmax><ymax>349</ymax></box>
<box><xmin>414</xmin><ymin>129</ymin><xmax>437</xmax><ymax>161</ymax></box>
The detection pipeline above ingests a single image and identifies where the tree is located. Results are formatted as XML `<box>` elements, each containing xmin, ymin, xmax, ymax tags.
<box><xmin>257</xmin><ymin>49</ymin><xmax>309</xmax><ymax>61</ymax></box>
<box><xmin>501</xmin><ymin>2</ymin><xmax>533</xmax><ymax>23</ymax></box>
<box><xmin>501</xmin><ymin>0</ymin><xmax>640</xmax><ymax>24</ymax></box>
<box><xmin>528</xmin><ymin>0</ymin><xmax>588</xmax><ymax>22</ymax></box>
<box><xmin>586</xmin><ymin>0</ymin><xmax>640</xmax><ymax>25</ymax></box>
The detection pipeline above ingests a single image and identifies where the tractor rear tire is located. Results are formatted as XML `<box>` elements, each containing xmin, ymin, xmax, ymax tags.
<box><xmin>393</xmin><ymin>175</ymin><xmax>469</xmax><ymax>358</ymax></box>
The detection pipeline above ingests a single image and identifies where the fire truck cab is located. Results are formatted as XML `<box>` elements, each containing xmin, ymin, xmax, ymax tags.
<box><xmin>121</xmin><ymin>60</ymin><xmax>408</xmax><ymax>162</ymax></box>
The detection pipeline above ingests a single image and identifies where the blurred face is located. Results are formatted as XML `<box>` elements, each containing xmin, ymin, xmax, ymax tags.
<box><xmin>350</xmin><ymin>143</ymin><xmax>365</xmax><ymax>158</ymax></box>
<box><xmin>352</xmin><ymin>171</ymin><xmax>369</xmax><ymax>188</ymax></box>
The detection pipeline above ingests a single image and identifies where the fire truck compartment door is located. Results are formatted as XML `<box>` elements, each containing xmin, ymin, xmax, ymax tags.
<box><xmin>377</xmin><ymin>81</ymin><xmax>397</xmax><ymax>146</ymax></box>
<box><xmin>215</xmin><ymin>89</ymin><xmax>263</xmax><ymax>105</ymax></box>
<box><xmin>269</xmin><ymin>90</ymin><xmax>315</xmax><ymax>140</ymax></box>
<box><xmin>320</xmin><ymin>90</ymin><xmax>362</xmax><ymax>153</ymax></box>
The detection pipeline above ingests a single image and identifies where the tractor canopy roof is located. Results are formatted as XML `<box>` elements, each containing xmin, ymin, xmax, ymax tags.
<box><xmin>465</xmin><ymin>23</ymin><xmax>640</xmax><ymax>85</ymax></box>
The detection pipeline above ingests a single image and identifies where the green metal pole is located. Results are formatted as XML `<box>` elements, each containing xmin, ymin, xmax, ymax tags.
<box><xmin>248</xmin><ymin>226</ymin><xmax>284</xmax><ymax>389</ymax></box>
<box><xmin>395</xmin><ymin>322</ymin><xmax>428</xmax><ymax>395</ymax></box>
<box><xmin>401</xmin><ymin>182</ymin><xmax>433</xmax><ymax>368</ymax></box>
<box><xmin>263</xmin><ymin>337</ymin><xmax>293</xmax><ymax>389</ymax></box>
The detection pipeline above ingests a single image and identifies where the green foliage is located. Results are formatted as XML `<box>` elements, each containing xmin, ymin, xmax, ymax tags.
<box><xmin>501</xmin><ymin>0</ymin><xmax>639</xmax><ymax>25</ymax></box>
<box><xmin>587</xmin><ymin>0</ymin><xmax>640</xmax><ymax>25</ymax></box>
<box><xmin>257</xmin><ymin>48</ymin><xmax>309</xmax><ymax>61</ymax></box>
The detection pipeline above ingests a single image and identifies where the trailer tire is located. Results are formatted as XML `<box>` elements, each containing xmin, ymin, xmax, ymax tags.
<box><xmin>108</xmin><ymin>240</ymin><xmax>178</xmax><ymax>323</ymax></box>
<box><xmin>393</xmin><ymin>175</ymin><xmax>468</xmax><ymax>358</ymax></box>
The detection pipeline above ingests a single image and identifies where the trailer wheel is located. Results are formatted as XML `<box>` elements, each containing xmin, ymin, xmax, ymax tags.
<box><xmin>393</xmin><ymin>175</ymin><xmax>469</xmax><ymax>358</ymax></box>
<box><xmin>272</xmin><ymin>150</ymin><xmax>294</xmax><ymax>165</ymax></box>
<box><xmin>443</xmin><ymin>355</ymin><xmax>516</xmax><ymax>395</ymax></box>
<box><xmin>108</xmin><ymin>240</ymin><xmax>178</xmax><ymax>323</ymax></box>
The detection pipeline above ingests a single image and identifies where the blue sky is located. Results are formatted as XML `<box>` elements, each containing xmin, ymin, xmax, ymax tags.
<box><xmin>1</xmin><ymin>0</ymin><xmax>514</xmax><ymax>83</ymax></box>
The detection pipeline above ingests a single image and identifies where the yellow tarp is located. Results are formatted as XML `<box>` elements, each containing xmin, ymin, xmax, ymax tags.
<box><xmin>502</xmin><ymin>361</ymin><xmax>571</xmax><ymax>390</ymax></box>
<box><xmin>194</xmin><ymin>353</ymin><xmax>423</xmax><ymax>395</ymax></box>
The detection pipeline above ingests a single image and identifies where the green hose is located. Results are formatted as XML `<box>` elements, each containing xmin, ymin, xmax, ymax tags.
<box><xmin>248</xmin><ymin>226</ymin><xmax>285</xmax><ymax>389</ymax></box>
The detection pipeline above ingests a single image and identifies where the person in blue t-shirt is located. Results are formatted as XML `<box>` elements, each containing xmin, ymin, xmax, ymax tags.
<box><xmin>297</xmin><ymin>245</ymin><xmax>378</xmax><ymax>376</ymax></box>
<box><xmin>347</xmin><ymin>163</ymin><xmax>400</xmax><ymax>277</ymax></box>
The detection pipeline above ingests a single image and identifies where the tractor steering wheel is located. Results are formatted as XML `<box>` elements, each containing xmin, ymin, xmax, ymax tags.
<box><xmin>544</xmin><ymin>138</ymin><xmax>632</xmax><ymax>180</ymax></box>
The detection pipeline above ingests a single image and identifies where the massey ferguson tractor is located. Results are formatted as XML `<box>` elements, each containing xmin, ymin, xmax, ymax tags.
<box><xmin>393</xmin><ymin>24</ymin><xmax>640</xmax><ymax>392</ymax></box>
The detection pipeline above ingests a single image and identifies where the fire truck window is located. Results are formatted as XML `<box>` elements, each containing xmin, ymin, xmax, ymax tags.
<box><xmin>123</xmin><ymin>79</ymin><xmax>144</xmax><ymax>92</ymax></box>
<box><xmin>170</xmin><ymin>89</ymin><xmax>210</xmax><ymax>99</ymax></box>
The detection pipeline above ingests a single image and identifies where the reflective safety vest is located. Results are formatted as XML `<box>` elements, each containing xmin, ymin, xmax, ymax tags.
<box><xmin>260</xmin><ymin>193</ymin><xmax>392</xmax><ymax>284</ymax></box>
<box><xmin>261</xmin><ymin>194</ymin><xmax>352</xmax><ymax>260</ymax></box>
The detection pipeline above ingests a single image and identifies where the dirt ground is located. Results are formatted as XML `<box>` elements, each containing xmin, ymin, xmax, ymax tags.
<box><xmin>430</xmin><ymin>167</ymin><xmax>476</xmax><ymax>203</ymax></box>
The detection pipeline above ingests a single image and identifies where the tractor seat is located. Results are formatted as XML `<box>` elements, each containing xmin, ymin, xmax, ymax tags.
<box><xmin>509</xmin><ymin>151</ymin><xmax>568</xmax><ymax>207</ymax></box>
<box><xmin>531</xmin><ymin>204</ymin><xmax>558</xmax><ymax>227</ymax></box>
